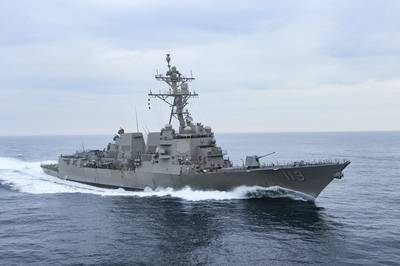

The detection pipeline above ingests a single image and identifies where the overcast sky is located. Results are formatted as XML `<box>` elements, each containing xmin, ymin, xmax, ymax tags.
<box><xmin>1</xmin><ymin>0</ymin><xmax>399</xmax><ymax>135</ymax></box>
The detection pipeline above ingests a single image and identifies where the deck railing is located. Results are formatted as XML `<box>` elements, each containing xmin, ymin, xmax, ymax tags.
<box><xmin>234</xmin><ymin>159</ymin><xmax>350</xmax><ymax>169</ymax></box>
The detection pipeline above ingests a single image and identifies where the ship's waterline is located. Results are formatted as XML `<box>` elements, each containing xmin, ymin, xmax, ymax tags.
<box><xmin>42</xmin><ymin>160</ymin><xmax>349</xmax><ymax>199</ymax></box>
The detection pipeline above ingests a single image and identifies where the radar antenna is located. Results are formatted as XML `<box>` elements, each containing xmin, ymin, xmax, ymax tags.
<box><xmin>148</xmin><ymin>54</ymin><xmax>198</xmax><ymax>133</ymax></box>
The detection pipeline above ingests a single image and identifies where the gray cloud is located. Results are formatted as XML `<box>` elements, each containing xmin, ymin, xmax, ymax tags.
<box><xmin>0</xmin><ymin>0</ymin><xmax>399</xmax><ymax>135</ymax></box>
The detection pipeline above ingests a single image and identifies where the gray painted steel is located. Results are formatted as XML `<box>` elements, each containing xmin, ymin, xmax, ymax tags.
<box><xmin>41</xmin><ymin>55</ymin><xmax>350</xmax><ymax>199</ymax></box>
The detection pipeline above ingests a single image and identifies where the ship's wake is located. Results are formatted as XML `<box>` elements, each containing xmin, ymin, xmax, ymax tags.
<box><xmin>0</xmin><ymin>157</ymin><xmax>313</xmax><ymax>202</ymax></box>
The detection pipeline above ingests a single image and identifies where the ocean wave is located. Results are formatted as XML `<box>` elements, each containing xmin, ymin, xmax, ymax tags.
<box><xmin>0</xmin><ymin>157</ymin><xmax>312</xmax><ymax>201</ymax></box>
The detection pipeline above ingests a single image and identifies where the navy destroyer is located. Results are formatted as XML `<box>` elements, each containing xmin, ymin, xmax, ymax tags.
<box><xmin>41</xmin><ymin>54</ymin><xmax>350</xmax><ymax>198</ymax></box>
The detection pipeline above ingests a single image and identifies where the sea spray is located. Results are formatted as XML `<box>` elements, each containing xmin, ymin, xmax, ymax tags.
<box><xmin>0</xmin><ymin>157</ymin><xmax>312</xmax><ymax>201</ymax></box>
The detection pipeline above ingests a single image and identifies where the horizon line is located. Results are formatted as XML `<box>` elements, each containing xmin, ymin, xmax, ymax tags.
<box><xmin>0</xmin><ymin>129</ymin><xmax>399</xmax><ymax>138</ymax></box>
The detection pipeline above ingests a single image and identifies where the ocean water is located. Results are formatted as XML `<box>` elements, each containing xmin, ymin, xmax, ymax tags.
<box><xmin>0</xmin><ymin>132</ymin><xmax>399</xmax><ymax>265</ymax></box>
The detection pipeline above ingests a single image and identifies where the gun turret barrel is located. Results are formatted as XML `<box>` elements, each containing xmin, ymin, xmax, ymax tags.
<box><xmin>257</xmin><ymin>152</ymin><xmax>276</xmax><ymax>159</ymax></box>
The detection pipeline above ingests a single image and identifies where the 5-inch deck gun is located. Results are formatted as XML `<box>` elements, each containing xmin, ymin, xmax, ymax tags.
<box><xmin>245</xmin><ymin>152</ymin><xmax>276</xmax><ymax>169</ymax></box>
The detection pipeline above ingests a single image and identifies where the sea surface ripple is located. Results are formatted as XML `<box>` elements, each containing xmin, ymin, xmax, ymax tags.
<box><xmin>0</xmin><ymin>132</ymin><xmax>399</xmax><ymax>265</ymax></box>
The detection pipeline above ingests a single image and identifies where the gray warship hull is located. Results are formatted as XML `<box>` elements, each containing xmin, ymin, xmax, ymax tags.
<box><xmin>42</xmin><ymin>160</ymin><xmax>349</xmax><ymax>198</ymax></box>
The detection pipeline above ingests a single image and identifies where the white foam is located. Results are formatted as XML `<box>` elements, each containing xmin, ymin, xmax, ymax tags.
<box><xmin>0</xmin><ymin>157</ymin><xmax>312</xmax><ymax>201</ymax></box>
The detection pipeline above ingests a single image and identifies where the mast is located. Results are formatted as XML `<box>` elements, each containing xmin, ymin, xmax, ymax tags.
<box><xmin>148</xmin><ymin>54</ymin><xmax>198</xmax><ymax>133</ymax></box>
<box><xmin>135</xmin><ymin>106</ymin><xmax>139</xmax><ymax>133</ymax></box>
